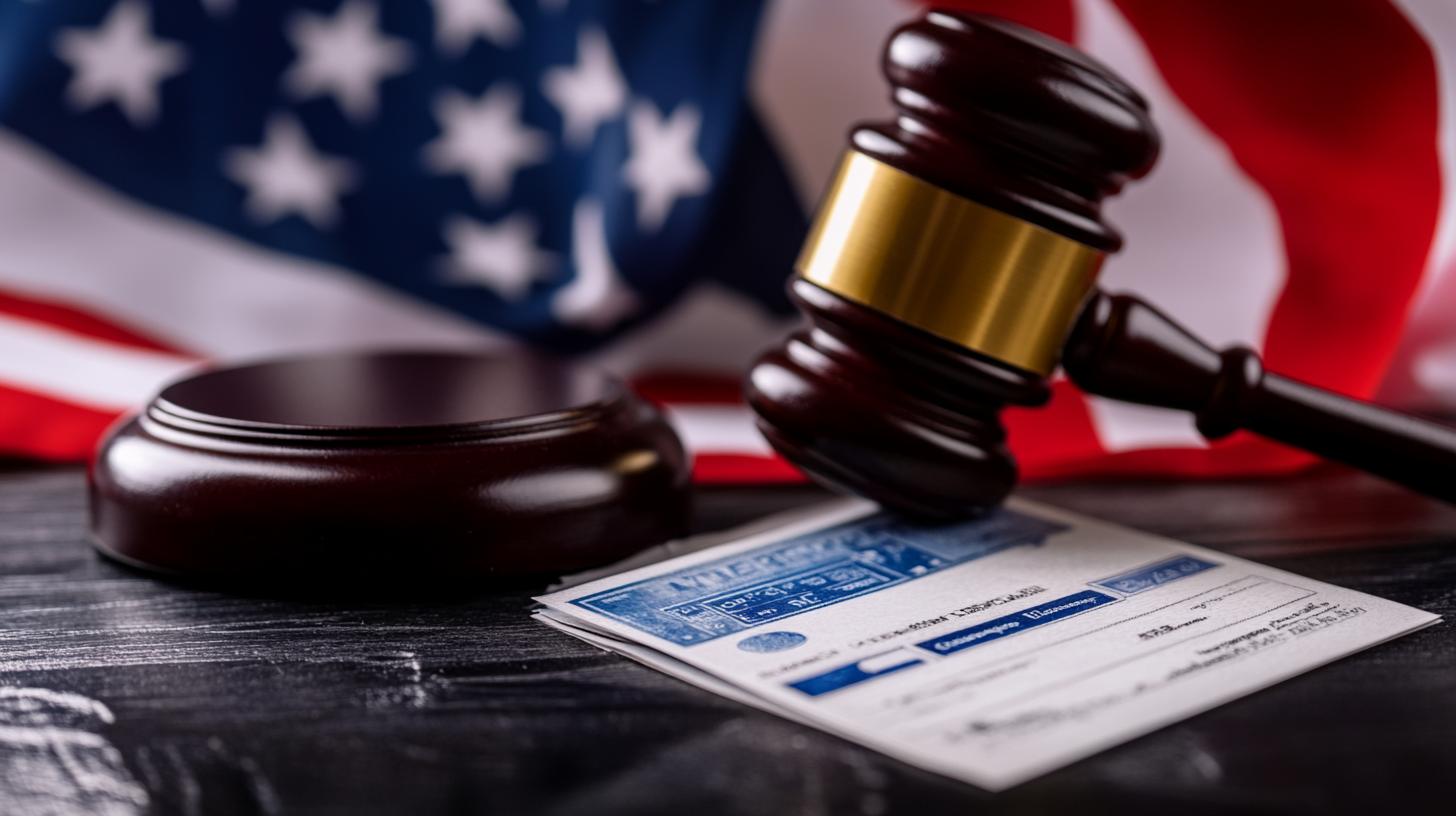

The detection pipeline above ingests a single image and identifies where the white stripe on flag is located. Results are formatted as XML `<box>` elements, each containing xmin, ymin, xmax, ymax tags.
<box><xmin>1384</xmin><ymin>0</ymin><xmax>1456</xmax><ymax>405</ymax></box>
<box><xmin>1395</xmin><ymin>0</ymin><xmax>1456</xmax><ymax>303</ymax></box>
<box><xmin>1074</xmin><ymin>0</ymin><xmax>1287</xmax><ymax>452</ymax></box>
<box><xmin>0</xmin><ymin>312</ymin><xmax>198</xmax><ymax>410</ymax></box>
<box><xmin>0</xmin><ymin>129</ymin><xmax>502</xmax><ymax>360</ymax></box>
<box><xmin>586</xmin><ymin>283</ymin><xmax>797</xmax><ymax>376</ymax></box>
<box><xmin>750</xmin><ymin>0</ymin><xmax>906</xmax><ymax>207</ymax></box>
<box><xmin>663</xmin><ymin>404</ymin><xmax>774</xmax><ymax>457</ymax></box>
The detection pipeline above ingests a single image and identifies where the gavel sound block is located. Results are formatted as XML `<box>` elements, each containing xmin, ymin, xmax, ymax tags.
<box><xmin>746</xmin><ymin>11</ymin><xmax>1456</xmax><ymax>519</ymax></box>
<box><xmin>90</xmin><ymin>352</ymin><xmax>691</xmax><ymax>585</ymax></box>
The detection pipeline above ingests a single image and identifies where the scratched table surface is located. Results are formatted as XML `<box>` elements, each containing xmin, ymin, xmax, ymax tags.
<box><xmin>1</xmin><ymin>463</ymin><xmax>1453</xmax><ymax>815</ymax></box>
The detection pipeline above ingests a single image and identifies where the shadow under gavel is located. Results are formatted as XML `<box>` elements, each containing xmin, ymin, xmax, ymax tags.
<box><xmin>746</xmin><ymin>11</ymin><xmax>1456</xmax><ymax>519</ymax></box>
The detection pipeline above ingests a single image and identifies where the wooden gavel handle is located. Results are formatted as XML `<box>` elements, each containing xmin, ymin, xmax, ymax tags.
<box><xmin>1062</xmin><ymin>291</ymin><xmax>1456</xmax><ymax>504</ymax></box>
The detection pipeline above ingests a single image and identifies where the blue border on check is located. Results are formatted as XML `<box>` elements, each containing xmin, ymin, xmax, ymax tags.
<box><xmin>788</xmin><ymin>589</ymin><xmax>1123</xmax><ymax>697</ymax></box>
<box><xmin>1092</xmin><ymin>554</ymin><xmax>1219</xmax><ymax>596</ymax></box>
<box><xmin>572</xmin><ymin>508</ymin><xmax>1069</xmax><ymax>647</ymax></box>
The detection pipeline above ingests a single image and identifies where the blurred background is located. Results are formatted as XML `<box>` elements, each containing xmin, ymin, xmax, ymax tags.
<box><xmin>0</xmin><ymin>0</ymin><xmax>1452</xmax><ymax>485</ymax></box>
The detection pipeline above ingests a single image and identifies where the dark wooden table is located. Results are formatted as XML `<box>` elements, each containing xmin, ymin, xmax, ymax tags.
<box><xmin>1</xmin><ymin>463</ymin><xmax>1453</xmax><ymax>815</ymax></box>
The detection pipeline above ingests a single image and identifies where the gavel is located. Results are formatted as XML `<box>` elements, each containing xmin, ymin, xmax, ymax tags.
<box><xmin>745</xmin><ymin>11</ymin><xmax>1456</xmax><ymax>520</ymax></box>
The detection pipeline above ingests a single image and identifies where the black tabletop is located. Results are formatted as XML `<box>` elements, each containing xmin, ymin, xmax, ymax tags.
<box><xmin>1</xmin><ymin>464</ymin><xmax>1453</xmax><ymax>815</ymax></box>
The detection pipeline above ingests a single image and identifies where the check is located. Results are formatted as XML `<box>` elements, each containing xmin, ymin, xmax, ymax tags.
<box><xmin>535</xmin><ymin>498</ymin><xmax>1438</xmax><ymax>790</ymax></box>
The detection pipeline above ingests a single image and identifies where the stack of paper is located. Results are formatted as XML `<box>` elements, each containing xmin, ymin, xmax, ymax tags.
<box><xmin>535</xmin><ymin>498</ymin><xmax>1438</xmax><ymax>790</ymax></box>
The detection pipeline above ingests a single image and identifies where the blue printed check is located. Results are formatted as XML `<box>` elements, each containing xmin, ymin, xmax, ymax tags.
<box><xmin>537</xmin><ymin>499</ymin><xmax>1438</xmax><ymax>791</ymax></box>
<box><xmin>572</xmin><ymin>508</ymin><xmax>1067</xmax><ymax>646</ymax></box>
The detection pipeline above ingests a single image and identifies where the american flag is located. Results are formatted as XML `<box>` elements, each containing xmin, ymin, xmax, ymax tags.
<box><xmin>1</xmin><ymin>0</ymin><xmax>1453</xmax><ymax>486</ymax></box>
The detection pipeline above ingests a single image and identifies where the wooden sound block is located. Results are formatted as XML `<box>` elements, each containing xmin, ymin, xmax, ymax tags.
<box><xmin>89</xmin><ymin>351</ymin><xmax>691</xmax><ymax>590</ymax></box>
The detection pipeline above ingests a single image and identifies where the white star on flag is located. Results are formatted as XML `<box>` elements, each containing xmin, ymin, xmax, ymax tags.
<box><xmin>623</xmin><ymin>101</ymin><xmax>710</xmax><ymax>232</ymax></box>
<box><xmin>553</xmin><ymin>199</ymin><xmax>638</xmax><ymax>330</ymax></box>
<box><xmin>225</xmin><ymin>117</ymin><xmax>358</xmax><ymax>229</ymax></box>
<box><xmin>424</xmin><ymin>85</ymin><xmax>550</xmax><ymax>202</ymax></box>
<box><xmin>284</xmin><ymin>0</ymin><xmax>413</xmax><ymax>122</ymax></box>
<box><xmin>433</xmin><ymin>0</ymin><xmax>521</xmax><ymax>55</ymax></box>
<box><xmin>54</xmin><ymin>0</ymin><xmax>188</xmax><ymax>128</ymax></box>
<box><xmin>543</xmin><ymin>28</ymin><xmax>627</xmax><ymax>148</ymax></box>
<box><xmin>440</xmin><ymin>214</ymin><xmax>556</xmax><ymax>301</ymax></box>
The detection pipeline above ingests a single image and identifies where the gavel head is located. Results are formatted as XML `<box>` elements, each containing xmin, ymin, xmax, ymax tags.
<box><xmin>745</xmin><ymin>11</ymin><xmax>1160</xmax><ymax>519</ymax></box>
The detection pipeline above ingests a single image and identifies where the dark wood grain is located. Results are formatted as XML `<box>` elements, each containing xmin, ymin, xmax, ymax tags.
<box><xmin>1</xmin><ymin>465</ymin><xmax>1453</xmax><ymax>815</ymax></box>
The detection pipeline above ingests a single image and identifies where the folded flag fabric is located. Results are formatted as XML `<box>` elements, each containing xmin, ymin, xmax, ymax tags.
<box><xmin>0</xmin><ymin>0</ymin><xmax>1452</xmax><ymax>485</ymax></box>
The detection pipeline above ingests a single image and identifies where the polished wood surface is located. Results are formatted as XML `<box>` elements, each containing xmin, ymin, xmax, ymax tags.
<box><xmin>90</xmin><ymin>351</ymin><xmax>691</xmax><ymax>585</ymax></box>
<box><xmin>2</xmin><ymin>463</ymin><xmax>1452</xmax><ymax>814</ymax></box>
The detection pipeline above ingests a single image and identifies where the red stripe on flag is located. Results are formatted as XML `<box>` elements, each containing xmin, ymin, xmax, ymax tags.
<box><xmin>0</xmin><ymin>383</ymin><xmax>124</xmax><ymax>461</ymax></box>
<box><xmin>0</xmin><ymin>289</ymin><xmax>197</xmax><ymax>461</ymax></box>
<box><xmin>1112</xmin><ymin>0</ymin><xmax>1442</xmax><ymax>400</ymax></box>
<box><xmin>694</xmin><ymin>452</ymin><xmax>806</xmax><ymax>484</ymax></box>
<box><xmin>0</xmin><ymin>287</ymin><xmax>190</xmax><ymax>355</ymax></box>
<box><xmin>631</xmin><ymin>371</ymin><xmax>744</xmax><ymax>405</ymax></box>
<box><xmin>1006</xmin><ymin>381</ymin><xmax>1108</xmax><ymax>481</ymax></box>
<box><xmin>1023</xmin><ymin>0</ymin><xmax>1447</xmax><ymax>480</ymax></box>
